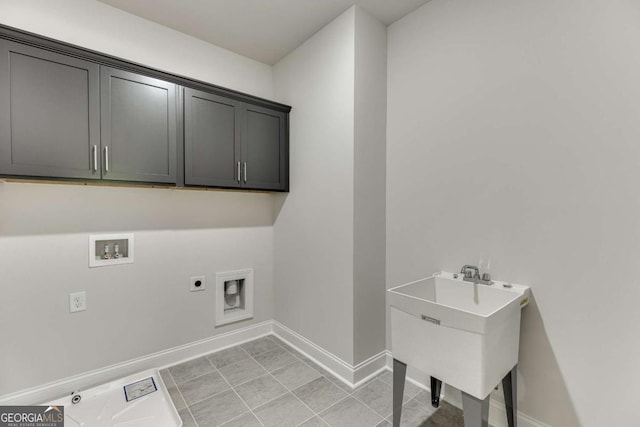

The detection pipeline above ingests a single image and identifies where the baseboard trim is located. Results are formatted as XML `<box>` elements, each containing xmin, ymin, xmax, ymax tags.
<box><xmin>0</xmin><ymin>320</ymin><xmax>389</xmax><ymax>405</ymax></box>
<box><xmin>0</xmin><ymin>320</ymin><xmax>548</xmax><ymax>427</ymax></box>
<box><xmin>272</xmin><ymin>321</ymin><xmax>387</xmax><ymax>389</ymax></box>
<box><xmin>384</xmin><ymin>352</ymin><xmax>549</xmax><ymax>427</ymax></box>
<box><xmin>353</xmin><ymin>349</ymin><xmax>388</xmax><ymax>386</ymax></box>
<box><xmin>0</xmin><ymin>320</ymin><xmax>273</xmax><ymax>406</ymax></box>
<box><xmin>488</xmin><ymin>398</ymin><xmax>551</xmax><ymax>427</ymax></box>
<box><xmin>383</xmin><ymin>351</ymin><xmax>432</xmax><ymax>396</ymax></box>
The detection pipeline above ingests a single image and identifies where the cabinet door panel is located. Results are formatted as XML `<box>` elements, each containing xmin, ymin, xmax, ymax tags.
<box><xmin>101</xmin><ymin>67</ymin><xmax>176</xmax><ymax>183</ymax></box>
<box><xmin>0</xmin><ymin>40</ymin><xmax>100</xmax><ymax>179</ymax></box>
<box><xmin>184</xmin><ymin>88</ymin><xmax>240</xmax><ymax>188</ymax></box>
<box><xmin>242</xmin><ymin>104</ymin><xmax>287</xmax><ymax>191</ymax></box>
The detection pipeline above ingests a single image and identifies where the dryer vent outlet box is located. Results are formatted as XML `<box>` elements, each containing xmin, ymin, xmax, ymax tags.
<box><xmin>215</xmin><ymin>269</ymin><xmax>253</xmax><ymax>327</ymax></box>
<box><xmin>224</xmin><ymin>279</ymin><xmax>244</xmax><ymax>312</ymax></box>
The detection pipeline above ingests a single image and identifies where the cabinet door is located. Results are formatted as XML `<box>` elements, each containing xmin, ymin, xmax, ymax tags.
<box><xmin>184</xmin><ymin>88</ymin><xmax>241</xmax><ymax>188</ymax></box>
<box><xmin>242</xmin><ymin>104</ymin><xmax>288</xmax><ymax>191</ymax></box>
<box><xmin>101</xmin><ymin>67</ymin><xmax>176</xmax><ymax>183</ymax></box>
<box><xmin>0</xmin><ymin>39</ymin><xmax>100</xmax><ymax>179</ymax></box>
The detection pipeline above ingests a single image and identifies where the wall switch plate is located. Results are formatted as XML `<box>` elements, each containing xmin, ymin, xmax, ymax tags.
<box><xmin>69</xmin><ymin>291</ymin><xmax>86</xmax><ymax>313</ymax></box>
<box><xmin>190</xmin><ymin>276</ymin><xmax>205</xmax><ymax>292</ymax></box>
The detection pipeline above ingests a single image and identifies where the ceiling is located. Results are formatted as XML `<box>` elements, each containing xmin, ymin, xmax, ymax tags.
<box><xmin>97</xmin><ymin>0</ymin><xmax>430</xmax><ymax>65</ymax></box>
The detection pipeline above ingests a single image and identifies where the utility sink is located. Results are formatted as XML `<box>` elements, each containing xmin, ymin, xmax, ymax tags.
<box><xmin>388</xmin><ymin>271</ymin><xmax>530</xmax><ymax>400</ymax></box>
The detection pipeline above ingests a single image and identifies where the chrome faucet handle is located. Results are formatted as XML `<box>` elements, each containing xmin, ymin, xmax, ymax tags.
<box><xmin>461</xmin><ymin>265</ymin><xmax>480</xmax><ymax>278</ymax></box>
<box><xmin>482</xmin><ymin>273</ymin><xmax>491</xmax><ymax>282</ymax></box>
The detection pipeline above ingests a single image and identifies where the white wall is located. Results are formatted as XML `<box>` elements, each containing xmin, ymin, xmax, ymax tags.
<box><xmin>387</xmin><ymin>0</ymin><xmax>640</xmax><ymax>425</ymax></box>
<box><xmin>0</xmin><ymin>187</ymin><xmax>276</xmax><ymax>394</ymax></box>
<box><xmin>273</xmin><ymin>8</ymin><xmax>356</xmax><ymax>364</ymax></box>
<box><xmin>0</xmin><ymin>183</ymin><xmax>275</xmax><ymax>395</ymax></box>
<box><xmin>0</xmin><ymin>0</ymin><xmax>277</xmax><ymax>396</ymax></box>
<box><xmin>353</xmin><ymin>8</ymin><xmax>387</xmax><ymax>364</ymax></box>
<box><xmin>273</xmin><ymin>6</ymin><xmax>388</xmax><ymax>368</ymax></box>
<box><xmin>0</xmin><ymin>0</ymin><xmax>272</xmax><ymax>98</ymax></box>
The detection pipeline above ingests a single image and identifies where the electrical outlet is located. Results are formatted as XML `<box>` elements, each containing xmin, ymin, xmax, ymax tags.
<box><xmin>190</xmin><ymin>276</ymin><xmax>206</xmax><ymax>292</ymax></box>
<box><xmin>69</xmin><ymin>291</ymin><xmax>86</xmax><ymax>313</ymax></box>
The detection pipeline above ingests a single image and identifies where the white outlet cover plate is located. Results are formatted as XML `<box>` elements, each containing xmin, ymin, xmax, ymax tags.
<box><xmin>70</xmin><ymin>291</ymin><xmax>86</xmax><ymax>313</ymax></box>
<box><xmin>190</xmin><ymin>276</ymin><xmax>206</xmax><ymax>292</ymax></box>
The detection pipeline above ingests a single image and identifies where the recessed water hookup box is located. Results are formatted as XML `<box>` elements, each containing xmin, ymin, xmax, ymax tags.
<box><xmin>215</xmin><ymin>268</ymin><xmax>254</xmax><ymax>327</ymax></box>
<box><xmin>89</xmin><ymin>233</ymin><xmax>134</xmax><ymax>267</ymax></box>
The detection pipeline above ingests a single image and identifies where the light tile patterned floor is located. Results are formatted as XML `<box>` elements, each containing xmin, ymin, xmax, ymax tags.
<box><xmin>161</xmin><ymin>335</ymin><xmax>464</xmax><ymax>427</ymax></box>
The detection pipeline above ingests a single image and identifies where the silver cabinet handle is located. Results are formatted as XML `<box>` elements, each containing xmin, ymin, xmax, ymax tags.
<box><xmin>92</xmin><ymin>145</ymin><xmax>98</xmax><ymax>172</ymax></box>
<box><xmin>104</xmin><ymin>146</ymin><xmax>109</xmax><ymax>173</ymax></box>
<box><xmin>243</xmin><ymin>162</ymin><xmax>247</xmax><ymax>183</ymax></box>
<box><xmin>237</xmin><ymin>161</ymin><xmax>241</xmax><ymax>182</ymax></box>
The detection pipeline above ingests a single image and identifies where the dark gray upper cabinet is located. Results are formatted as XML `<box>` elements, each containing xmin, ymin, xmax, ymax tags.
<box><xmin>0</xmin><ymin>39</ymin><xmax>101</xmax><ymax>179</ymax></box>
<box><xmin>101</xmin><ymin>67</ymin><xmax>177</xmax><ymax>184</ymax></box>
<box><xmin>184</xmin><ymin>87</ymin><xmax>289</xmax><ymax>191</ymax></box>
<box><xmin>242</xmin><ymin>104</ymin><xmax>287</xmax><ymax>191</ymax></box>
<box><xmin>184</xmin><ymin>88</ymin><xmax>241</xmax><ymax>188</ymax></box>
<box><xmin>0</xmin><ymin>25</ymin><xmax>290</xmax><ymax>191</ymax></box>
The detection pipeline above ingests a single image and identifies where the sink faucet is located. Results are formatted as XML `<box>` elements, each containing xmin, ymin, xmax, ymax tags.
<box><xmin>460</xmin><ymin>265</ymin><xmax>493</xmax><ymax>285</ymax></box>
<box><xmin>460</xmin><ymin>265</ymin><xmax>480</xmax><ymax>280</ymax></box>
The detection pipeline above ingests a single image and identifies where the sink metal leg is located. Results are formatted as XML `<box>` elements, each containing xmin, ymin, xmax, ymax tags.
<box><xmin>502</xmin><ymin>365</ymin><xmax>518</xmax><ymax>427</ymax></box>
<box><xmin>430</xmin><ymin>376</ymin><xmax>442</xmax><ymax>408</ymax></box>
<box><xmin>392</xmin><ymin>359</ymin><xmax>407</xmax><ymax>427</ymax></box>
<box><xmin>461</xmin><ymin>391</ymin><xmax>490</xmax><ymax>427</ymax></box>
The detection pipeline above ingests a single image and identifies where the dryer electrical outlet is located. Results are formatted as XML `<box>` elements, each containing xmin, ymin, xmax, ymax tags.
<box><xmin>190</xmin><ymin>276</ymin><xmax>206</xmax><ymax>292</ymax></box>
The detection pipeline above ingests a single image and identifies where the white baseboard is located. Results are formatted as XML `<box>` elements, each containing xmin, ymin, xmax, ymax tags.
<box><xmin>352</xmin><ymin>350</ymin><xmax>388</xmax><ymax>386</ymax></box>
<box><xmin>272</xmin><ymin>320</ymin><xmax>387</xmax><ymax>389</ymax></box>
<box><xmin>0</xmin><ymin>319</ymin><xmax>548</xmax><ymax>427</ymax></box>
<box><xmin>488</xmin><ymin>398</ymin><xmax>551</xmax><ymax>427</ymax></box>
<box><xmin>384</xmin><ymin>352</ymin><xmax>550</xmax><ymax>427</ymax></box>
<box><xmin>1</xmin><ymin>319</ymin><xmax>389</xmax><ymax>406</ymax></box>
<box><xmin>0</xmin><ymin>320</ymin><xmax>273</xmax><ymax>406</ymax></box>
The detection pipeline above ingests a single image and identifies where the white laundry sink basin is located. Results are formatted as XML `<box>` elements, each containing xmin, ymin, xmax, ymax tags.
<box><xmin>388</xmin><ymin>271</ymin><xmax>529</xmax><ymax>400</ymax></box>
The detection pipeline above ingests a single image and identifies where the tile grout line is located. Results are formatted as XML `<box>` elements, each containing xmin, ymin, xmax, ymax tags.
<box><xmin>171</xmin><ymin>337</ymin><xmax>410</xmax><ymax>427</ymax></box>
<box><xmin>317</xmin><ymin>382</ymin><xmax>386</xmax><ymax>426</ymax></box>
<box><xmin>290</xmin><ymin>351</ymin><xmax>355</xmax><ymax>395</ymax></box>
<box><xmin>218</xmin><ymin>409</ymin><xmax>259</xmax><ymax>427</ymax></box>
<box><xmin>172</xmin><ymin>358</ymin><xmax>231</xmax><ymax>409</ymax></box>
<box><xmin>249</xmin><ymin>350</ymin><xmax>329</xmax><ymax>426</ymax></box>
<box><xmin>270</xmin><ymin>335</ymin><xmax>385</xmax><ymax>426</ymax></box>
<box><xmin>295</xmin><ymin>414</ymin><xmax>317</xmax><ymax>426</ymax></box>
<box><xmin>350</xmin><ymin>378</ymin><xmax>394</xmax><ymax>420</ymax></box>
<box><xmin>230</xmin><ymin>372</ymin><xmax>272</xmax><ymax>389</ymax></box>
<box><xmin>314</xmin><ymin>394</ymin><xmax>352</xmax><ymax>422</ymax></box>
<box><xmin>373</xmin><ymin>375</ymin><xmax>434</xmax><ymax>422</ymax></box>
<box><xmin>239</xmin><ymin>335</ymin><xmax>290</xmax><ymax>359</ymax></box>
<box><xmin>243</xmin><ymin>379</ymin><xmax>292</xmax><ymax>410</ymax></box>
<box><xmin>241</xmin><ymin>386</ymin><xmax>290</xmax><ymax>414</ymax></box>
<box><xmin>168</xmin><ymin>338</ymin><xmax>320</xmax><ymax>426</ymax></box>
<box><xmin>171</xmin><ymin>341</ymin><xmax>281</xmax><ymax>418</ymax></box>
<box><xmin>176</xmin><ymin>378</ymin><xmax>230</xmax><ymax>409</ymax></box>
<box><xmin>266</xmin><ymin>373</ymin><xmax>322</xmax><ymax>426</ymax></box>
<box><xmin>172</xmin><ymin>351</ymin><xmax>241</xmax><ymax>388</ymax></box>
<box><xmin>215</xmin><ymin>356</ymin><xmax>267</xmax><ymax>427</ymax></box>
<box><xmin>250</xmin><ymin>350</ymin><xmax>302</xmax><ymax>373</ymax></box>
<box><xmin>295</xmin><ymin>412</ymin><xmax>329</xmax><ymax>427</ymax></box>
<box><xmin>386</xmin><ymin>388</ymin><xmax>440</xmax><ymax>426</ymax></box>
<box><xmin>167</xmin><ymin>368</ymin><xmax>200</xmax><ymax>427</ymax></box>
